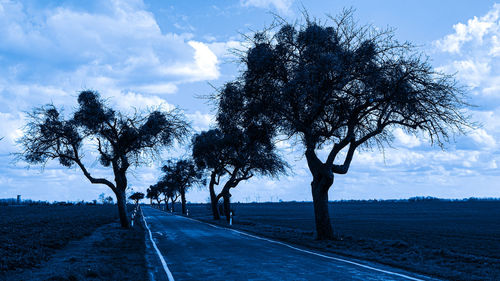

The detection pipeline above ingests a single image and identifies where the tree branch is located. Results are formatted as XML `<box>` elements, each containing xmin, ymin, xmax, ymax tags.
<box><xmin>72</xmin><ymin>144</ymin><xmax>116</xmax><ymax>192</ymax></box>
<box><xmin>331</xmin><ymin>140</ymin><xmax>356</xmax><ymax>174</ymax></box>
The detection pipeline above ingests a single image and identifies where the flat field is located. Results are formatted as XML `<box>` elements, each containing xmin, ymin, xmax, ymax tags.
<box><xmin>0</xmin><ymin>205</ymin><xmax>119</xmax><ymax>272</ymax></box>
<box><xmin>186</xmin><ymin>201</ymin><xmax>500</xmax><ymax>280</ymax></box>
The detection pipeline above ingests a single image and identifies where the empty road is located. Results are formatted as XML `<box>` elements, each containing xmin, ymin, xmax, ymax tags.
<box><xmin>142</xmin><ymin>207</ymin><xmax>436</xmax><ymax>281</ymax></box>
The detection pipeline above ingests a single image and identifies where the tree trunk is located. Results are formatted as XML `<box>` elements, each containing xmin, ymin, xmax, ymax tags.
<box><xmin>209</xmin><ymin>173</ymin><xmax>220</xmax><ymax>220</ymax></box>
<box><xmin>115</xmin><ymin>190</ymin><xmax>130</xmax><ymax>228</ymax></box>
<box><xmin>113</xmin><ymin>168</ymin><xmax>130</xmax><ymax>228</ymax></box>
<box><xmin>181</xmin><ymin>190</ymin><xmax>187</xmax><ymax>215</ymax></box>
<box><xmin>311</xmin><ymin>173</ymin><xmax>334</xmax><ymax>240</ymax></box>
<box><xmin>223</xmin><ymin>194</ymin><xmax>231</xmax><ymax>223</ymax></box>
<box><xmin>171</xmin><ymin>198</ymin><xmax>175</xmax><ymax>212</ymax></box>
<box><xmin>305</xmin><ymin>147</ymin><xmax>335</xmax><ymax>240</ymax></box>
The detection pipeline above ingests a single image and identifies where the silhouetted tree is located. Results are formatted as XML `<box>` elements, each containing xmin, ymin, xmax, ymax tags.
<box><xmin>149</xmin><ymin>179</ymin><xmax>178</xmax><ymax>211</ymax></box>
<box><xmin>160</xmin><ymin>158</ymin><xmax>205</xmax><ymax>215</ymax></box>
<box><xmin>129</xmin><ymin>192</ymin><xmax>144</xmax><ymax>205</ymax></box>
<box><xmin>163</xmin><ymin>184</ymin><xmax>179</xmax><ymax>211</ymax></box>
<box><xmin>239</xmin><ymin>10</ymin><xmax>472</xmax><ymax>239</ymax></box>
<box><xmin>151</xmin><ymin>182</ymin><xmax>170</xmax><ymax>209</ymax></box>
<box><xmin>192</xmin><ymin>129</ymin><xmax>231</xmax><ymax>219</ymax></box>
<box><xmin>98</xmin><ymin>193</ymin><xmax>106</xmax><ymax>204</ymax></box>
<box><xmin>104</xmin><ymin>196</ymin><xmax>114</xmax><ymax>204</ymax></box>
<box><xmin>146</xmin><ymin>185</ymin><xmax>159</xmax><ymax>205</ymax></box>
<box><xmin>193</xmin><ymin>82</ymin><xmax>287</xmax><ymax>222</ymax></box>
<box><xmin>18</xmin><ymin>90</ymin><xmax>189</xmax><ymax>228</ymax></box>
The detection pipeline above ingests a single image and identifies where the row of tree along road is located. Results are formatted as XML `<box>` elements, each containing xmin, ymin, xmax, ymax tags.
<box><xmin>18</xmin><ymin>10</ymin><xmax>472</xmax><ymax>240</ymax></box>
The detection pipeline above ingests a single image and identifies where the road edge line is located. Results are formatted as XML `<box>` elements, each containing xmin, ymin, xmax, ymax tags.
<box><xmin>177</xmin><ymin>214</ymin><xmax>425</xmax><ymax>281</ymax></box>
<box><xmin>141</xmin><ymin>207</ymin><xmax>175</xmax><ymax>281</ymax></box>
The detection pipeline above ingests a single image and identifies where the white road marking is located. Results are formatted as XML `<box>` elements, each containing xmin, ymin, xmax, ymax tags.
<box><xmin>142</xmin><ymin>207</ymin><xmax>175</xmax><ymax>281</ymax></box>
<box><xmin>176</xmin><ymin>213</ymin><xmax>425</xmax><ymax>281</ymax></box>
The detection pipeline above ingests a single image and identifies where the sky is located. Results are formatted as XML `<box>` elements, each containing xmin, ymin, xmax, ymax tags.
<box><xmin>0</xmin><ymin>0</ymin><xmax>499</xmax><ymax>203</ymax></box>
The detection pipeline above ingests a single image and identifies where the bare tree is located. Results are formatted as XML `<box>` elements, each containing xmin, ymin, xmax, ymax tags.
<box><xmin>238</xmin><ymin>10</ymin><xmax>473</xmax><ymax>239</ymax></box>
<box><xmin>18</xmin><ymin>90</ymin><xmax>189</xmax><ymax>228</ymax></box>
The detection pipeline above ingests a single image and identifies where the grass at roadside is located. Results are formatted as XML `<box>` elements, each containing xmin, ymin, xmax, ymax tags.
<box><xmin>185</xmin><ymin>201</ymin><xmax>500</xmax><ymax>281</ymax></box>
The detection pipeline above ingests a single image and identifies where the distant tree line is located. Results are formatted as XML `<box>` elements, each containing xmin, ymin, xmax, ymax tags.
<box><xmin>0</xmin><ymin>198</ymin><xmax>113</xmax><ymax>206</ymax></box>
<box><xmin>337</xmin><ymin>197</ymin><xmax>500</xmax><ymax>203</ymax></box>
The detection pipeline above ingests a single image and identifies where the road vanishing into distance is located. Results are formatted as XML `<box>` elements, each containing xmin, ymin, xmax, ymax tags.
<box><xmin>142</xmin><ymin>207</ymin><xmax>437</xmax><ymax>281</ymax></box>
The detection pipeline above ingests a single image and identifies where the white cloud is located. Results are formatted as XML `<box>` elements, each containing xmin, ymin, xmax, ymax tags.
<box><xmin>0</xmin><ymin>112</ymin><xmax>24</xmax><ymax>152</ymax></box>
<box><xmin>206</xmin><ymin>40</ymin><xmax>245</xmax><ymax>59</ymax></box>
<box><xmin>0</xmin><ymin>0</ymin><xmax>222</xmax><ymax>92</ymax></box>
<box><xmin>159</xmin><ymin>41</ymin><xmax>219</xmax><ymax>81</ymax></box>
<box><xmin>431</xmin><ymin>4</ymin><xmax>500</xmax><ymax>192</ymax></box>
<box><xmin>434</xmin><ymin>4</ymin><xmax>500</xmax><ymax>54</ymax></box>
<box><xmin>469</xmin><ymin>128</ymin><xmax>496</xmax><ymax>149</ymax></box>
<box><xmin>240</xmin><ymin>0</ymin><xmax>293</xmax><ymax>15</ymax></box>
<box><xmin>446</xmin><ymin>59</ymin><xmax>490</xmax><ymax>88</ymax></box>
<box><xmin>393</xmin><ymin>128</ymin><xmax>421</xmax><ymax>148</ymax></box>
<box><xmin>433</xmin><ymin>4</ymin><xmax>500</xmax><ymax>97</ymax></box>
<box><xmin>132</xmin><ymin>83</ymin><xmax>178</xmax><ymax>95</ymax></box>
<box><xmin>186</xmin><ymin>111</ymin><xmax>214</xmax><ymax>131</ymax></box>
<box><xmin>112</xmin><ymin>91</ymin><xmax>175</xmax><ymax>112</ymax></box>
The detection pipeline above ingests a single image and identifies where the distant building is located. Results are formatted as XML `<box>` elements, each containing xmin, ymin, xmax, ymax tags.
<box><xmin>17</xmin><ymin>195</ymin><xmax>21</xmax><ymax>204</ymax></box>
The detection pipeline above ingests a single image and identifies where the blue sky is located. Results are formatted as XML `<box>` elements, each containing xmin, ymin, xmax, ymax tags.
<box><xmin>0</xmin><ymin>0</ymin><xmax>499</xmax><ymax>203</ymax></box>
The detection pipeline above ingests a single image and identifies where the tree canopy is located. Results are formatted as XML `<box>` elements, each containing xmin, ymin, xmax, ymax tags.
<box><xmin>192</xmin><ymin>80</ymin><xmax>288</xmax><ymax>221</ymax></box>
<box><xmin>237</xmin><ymin>10</ymin><xmax>472</xmax><ymax>239</ymax></box>
<box><xmin>129</xmin><ymin>192</ymin><xmax>145</xmax><ymax>205</ymax></box>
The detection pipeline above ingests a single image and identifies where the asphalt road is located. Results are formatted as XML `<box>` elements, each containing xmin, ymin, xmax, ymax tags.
<box><xmin>142</xmin><ymin>207</ymin><xmax>436</xmax><ymax>281</ymax></box>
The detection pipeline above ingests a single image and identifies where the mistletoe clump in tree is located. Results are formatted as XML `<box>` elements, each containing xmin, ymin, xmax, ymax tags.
<box><xmin>239</xmin><ymin>10</ymin><xmax>472</xmax><ymax>239</ymax></box>
<box><xmin>18</xmin><ymin>90</ymin><xmax>189</xmax><ymax>228</ymax></box>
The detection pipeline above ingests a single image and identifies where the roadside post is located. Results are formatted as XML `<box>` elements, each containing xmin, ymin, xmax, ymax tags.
<box><xmin>230</xmin><ymin>211</ymin><xmax>233</xmax><ymax>226</ymax></box>
<box><xmin>131</xmin><ymin>207</ymin><xmax>137</xmax><ymax>227</ymax></box>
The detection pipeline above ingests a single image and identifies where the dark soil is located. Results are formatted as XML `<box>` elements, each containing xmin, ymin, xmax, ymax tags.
<box><xmin>0</xmin><ymin>205</ymin><xmax>148</xmax><ymax>281</ymax></box>
<box><xmin>2</xmin><ymin>221</ymin><xmax>147</xmax><ymax>281</ymax></box>
<box><xmin>0</xmin><ymin>205</ymin><xmax>119</xmax><ymax>272</ymax></box>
